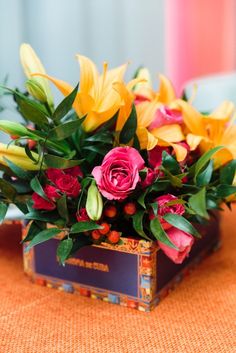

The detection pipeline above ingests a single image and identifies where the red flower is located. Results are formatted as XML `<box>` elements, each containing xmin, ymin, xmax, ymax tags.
<box><xmin>32</xmin><ymin>192</ymin><xmax>56</xmax><ymax>211</ymax></box>
<box><xmin>64</xmin><ymin>166</ymin><xmax>83</xmax><ymax>178</ymax></box>
<box><xmin>55</xmin><ymin>174</ymin><xmax>81</xmax><ymax>197</ymax></box>
<box><xmin>148</xmin><ymin>146</ymin><xmax>170</xmax><ymax>169</ymax></box>
<box><xmin>46</xmin><ymin>168</ymin><xmax>64</xmax><ymax>183</ymax></box>
<box><xmin>149</xmin><ymin>194</ymin><xmax>185</xmax><ymax>230</ymax></box>
<box><xmin>140</xmin><ymin>168</ymin><xmax>156</xmax><ymax>188</ymax></box>
<box><xmin>76</xmin><ymin>208</ymin><xmax>90</xmax><ymax>222</ymax></box>
<box><xmin>44</xmin><ymin>185</ymin><xmax>60</xmax><ymax>201</ymax></box>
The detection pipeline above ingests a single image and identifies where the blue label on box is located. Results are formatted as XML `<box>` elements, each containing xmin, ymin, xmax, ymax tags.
<box><xmin>34</xmin><ymin>239</ymin><xmax>139</xmax><ymax>297</ymax></box>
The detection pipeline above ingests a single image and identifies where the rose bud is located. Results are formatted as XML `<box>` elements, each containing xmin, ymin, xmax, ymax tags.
<box><xmin>76</xmin><ymin>208</ymin><xmax>90</xmax><ymax>222</ymax></box>
<box><xmin>107</xmin><ymin>231</ymin><xmax>121</xmax><ymax>244</ymax></box>
<box><xmin>124</xmin><ymin>202</ymin><xmax>137</xmax><ymax>216</ymax></box>
<box><xmin>98</xmin><ymin>222</ymin><xmax>110</xmax><ymax>235</ymax></box>
<box><xmin>86</xmin><ymin>181</ymin><xmax>103</xmax><ymax>221</ymax></box>
<box><xmin>104</xmin><ymin>205</ymin><xmax>117</xmax><ymax>218</ymax></box>
<box><xmin>158</xmin><ymin>227</ymin><xmax>194</xmax><ymax>264</ymax></box>
<box><xmin>91</xmin><ymin>230</ymin><xmax>102</xmax><ymax>241</ymax></box>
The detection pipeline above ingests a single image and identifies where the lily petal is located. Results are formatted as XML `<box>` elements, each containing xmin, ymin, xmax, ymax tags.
<box><xmin>136</xmin><ymin>127</ymin><xmax>158</xmax><ymax>150</ymax></box>
<box><xmin>150</xmin><ymin>124</ymin><xmax>185</xmax><ymax>143</ymax></box>
<box><xmin>158</xmin><ymin>74</ymin><xmax>176</xmax><ymax>104</ymax></box>
<box><xmin>186</xmin><ymin>133</ymin><xmax>204</xmax><ymax>151</ymax></box>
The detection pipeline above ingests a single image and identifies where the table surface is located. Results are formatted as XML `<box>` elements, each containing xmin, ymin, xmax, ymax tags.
<box><xmin>0</xmin><ymin>207</ymin><xmax>235</xmax><ymax>353</ymax></box>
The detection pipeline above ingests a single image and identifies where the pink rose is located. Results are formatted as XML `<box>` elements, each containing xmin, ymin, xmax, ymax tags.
<box><xmin>149</xmin><ymin>106</ymin><xmax>183</xmax><ymax>130</ymax></box>
<box><xmin>55</xmin><ymin>175</ymin><xmax>81</xmax><ymax>197</ymax></box>
<box><xmin>32</xmin><ymin>193</ymin><xmax>56</xmax><ymax>211</ymax></box>
<box><xmin>64</xmin><ymin>166</ymin><xmax>83</xmax><ymax>178</ymax></box>
<box><xmin>92</xmin><ymin>147</ymin><xmax>145</xmax><ymax>200</ymax></box>
<box><xmin>149</xmin><ymin>194</ymin><xmax>185</xmax><ymax>230</ymax></box>
<box><xmin>158</xmin><ymin>227</ymin><xmax>194</xmax><ymax>264</ymax></box>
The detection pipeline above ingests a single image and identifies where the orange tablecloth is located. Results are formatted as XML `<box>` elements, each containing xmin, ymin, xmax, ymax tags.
<box><xmin>0</xmin><ymin>208</ymin><xmax>235</xmax><ymax>353</ymax></box>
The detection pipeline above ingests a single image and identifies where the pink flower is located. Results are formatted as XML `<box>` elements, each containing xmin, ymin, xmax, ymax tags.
<box><xmin>140</xmin><ymin>168</ymin><xmax>156</xmax><ymax>188</ymax></box>
<box><xmin>149</xmin><ymin>194</ymin><xmax>185</xmax><ymax>230</ymax></box>
<box><xmin>55</xmin><ymin>175</ymin><xmax>81</xmax><ymax>198</ymax></box>
<box><xmin>148</xmin><ymin>146</ymin><xmax>170</xmax><ymax>169</ymax></box>
<box><xmin>64</xmin><ymin>166</ymin><xmax>83</xmax><ymax>178</ymax></box>
<box><xmin>158</xmin><ymin>227</ymin><xmax>194</xmax><ymax>264</ymax></box>
<box><xmin>92</xmin><ymin>147</ymin><xmax>145</xmax><ymax>200</ymax></box>
<box><xmin>76</xmin><ymin>208</ymin><xmax>90</xmax><ymax>222</ymax></box>
<box><xmin>46</xmin><ymin>168</ymin><xmax>64</xmax><ymax>183</ymax></box>
<box><xmin>149</xmin><ymin>106</ymin><xmax>183</xmax><ymax>130</ymax></box>
<box><xmin>32</xmin><ymin>193</ymin><xmax>56</xmax><ymax>211</ymax></box>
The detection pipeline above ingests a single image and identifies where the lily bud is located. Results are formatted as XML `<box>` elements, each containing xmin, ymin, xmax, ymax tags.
<box><xmin>0</xmin><ymin>143</ymin><xmax>41</xmax><ymax>170</ymax></box>
<box><xmin>20</xmin><ymin>43</ymin><xmax>54</xmax><ymax>107</ymax></box>
<box><xmin>0</xmin><ymin>120</ymin><xmax>33</xmax><ymax>138</ymax></box>
<box><xmin>25</xmin><ymin>78</ymin><xmax>47</xmax><ymax>103</ymax></box>
<box><xmin>86</xmin><ymin>181</ymin><xmax>103</xmax><ymax>221</ymax></box>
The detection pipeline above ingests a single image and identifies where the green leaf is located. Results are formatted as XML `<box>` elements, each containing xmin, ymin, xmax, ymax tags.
<box><xmin>220</xmin><ymin>159</ymin><xmax>236</xmax><ymax>185</ymax></box>
<box><xmin>150</xmin><ymin>218</ymin><xmax>177</xmax><ymax>249</ymax></box>
<box><xmin>119</xmin><ymin>104</ymin><xmax>137</xmax><ymax>144</ymax></box>
<box><xmin>70</xmin><ymin>221</ymin><xmax>102</xmax><ymax>234</ymax></box>
<box><xmin>189</xmin><ymin>187</ymin><xmax>209</xmax><ymax>219</ymax></box>
<box><xmin>25</xmin><ymin>211</ymin><xmax>60</xmax><ymax>223</ymax></box>
<box><xmin>163</xmin><ymin>213</ymin><xmax>201</xmax><ymax>238</ymax></box>
<box><xmin>25</xmin><ymin>227</ymin><xmax>62</xmax><ymax>252</ymax></box>
<box><xmin>53</xmin><ymin>84</ymin><xmax>79</xmax><ymax>121</ymax></box>
<box><xmin>162</xmin><ymin>151</ymin><xmax>180</xmax><ymax>174</ymax></box>
<box><xmin>149</xmin><ymin>202</ymin><xmax>158</xmax><ymax>216</ymax></box>
<box><xmin>216</xmin><ymin>184</ymin><xmax>236</xmax><ymax>198</ymax></box>
<box><xmin>56</xmin><ymin>195</ymin><xmax>69</xmax><ymax>222</ymax></box>
<box><xmin>132</xmin><ymin>211</ymin><xmax>151</xmax><ymax>240</ymax></box>
<box><xmin>85</xmin><ymin>132</ymin><xmax>113</xmax><ymax>144</ymax></box>
<box><xmin>50</xmin><ymin>120</ymin><xmax>82</xmax><ymax>141</ymax></box>
<box><xmin>137</xmin><ymin>189</ymin><xmax>148</xmax><ymax>209</ymax></box>
<box><xmin>25</xmin><ymin>144</ymin><xmax>38</xmax><ymax>163</ymax></box>
<box><xmin>0</xmin><ymin>202</ymin><xmax>8</xmax><ymax>223</ymax></box>
<box><xmin>14</xmin><ymin>93</ymin><xmax>48</xmax><ymax>127</ymax></box>
<box><xmin>4</xmin><ymin>158</ymin><xmax>34</xmax><ymax>180</ymax></box>
<box><xmin>83</xmin><ymin>144</ymin><xmax>110</xmax><ymax>156</ymax></box>
<box><xmin>22</xmin><ymin>221</ymin><xmax>46</xmax><ymax>243</ymax></box>
<box><xmin>0</xmin><ymin>179</ymin><xmax>17</xmax><ymax>200</ymax></box>
<box><xmin>44</xmin><ymin>154</ymin><xmax>83</xmax><ymax>169</ymax></box>
<box><xmin>57</xmin><ymin>238</ymin><xmax>73</xmax><ymax>264</ymax></box>
<box><xmin>162</xmin><ymin>168</ymin><xmax>183</xmax><ymax>188</ymax></box>
<box><xmin>30</xmin><ymin>176</ymin><xmax>49</xmax><ymax>201</ymax></box>
<box><xmin>196</xmin><ymin>160</ymin><xmax>213</xmax><ymax>186</ymax></box>
<box><xmin>192</xmin><ymin>146</ymin><xmax>224</xmax><ymax>181</ymax></box>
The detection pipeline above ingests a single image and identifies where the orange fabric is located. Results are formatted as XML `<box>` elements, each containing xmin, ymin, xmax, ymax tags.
<box><xmin>0</xmin><ymin>209</ymin><xmax>236</xmax><ymax>353</ymax></box>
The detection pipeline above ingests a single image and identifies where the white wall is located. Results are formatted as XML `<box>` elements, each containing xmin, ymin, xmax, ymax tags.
<box><xmin>0</xmin><ymin>0</ymin><xmax>165</xmax><ymax>90</ymax></box>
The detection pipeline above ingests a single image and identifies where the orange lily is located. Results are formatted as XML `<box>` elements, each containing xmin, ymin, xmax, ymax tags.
<box><xmin>33</xmin><ymin>55</ymin><xmax>128</xmax><ymax>132</ymax></box>
<box><xmin>175</xmin><ymin>99</ymin><xmax>236</xmax><ymax>167</ymax></box>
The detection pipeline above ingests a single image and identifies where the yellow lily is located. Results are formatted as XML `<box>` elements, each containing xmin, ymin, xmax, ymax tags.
<box><xmin>175</xmin><ymin>99</ymin><xmax>236</xmax><ymax>167</ymax></box>
<box><xmin>0</xmin><ymin>143</ymin><xmax>41</xmax><ymax>170</ymax></box>
<box><xmin>33</xmin><ymin>55</ymin><xmax>128</xmax><ymax>132</ymax></box>
<box><xmin>20</xmin><ymin>44</ymin><xmax>54</xmax><ymax>107</ymax></box>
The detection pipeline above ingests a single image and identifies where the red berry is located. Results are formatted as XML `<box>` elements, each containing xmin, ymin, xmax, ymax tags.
<box><xmin>124</xmin><ymin>202</ymin><xmax>137</xmax><ymax>215</ymax></box>
<box><xmin>28</xmin><ymin>139</ymin><xmax>37</xmax><ymax>150</ymax></box>
<box><xmin>107</xmin><ymin>231</ymin><xmax>120</xmax><ymax>244</ymax></box>
<box><xmin>98</xmin><ymin>222</ymin><xmax>110</xmax><ymax>235</ymax></box>
<box><xmin>104</xmin><ymin>205</ymin><xmax>117</xmax><ymax>218</ymax></box>
<box><xmin>91</xmin><ymin>230</ymin><xmax>102</xmax><ymax>241</ymax></box>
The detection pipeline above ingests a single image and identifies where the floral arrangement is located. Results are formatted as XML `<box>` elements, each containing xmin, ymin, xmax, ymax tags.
<box><xmin>0</xmin><ymin>44</ymin><xmax>236</xmax><ymax>265</ymax></box>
